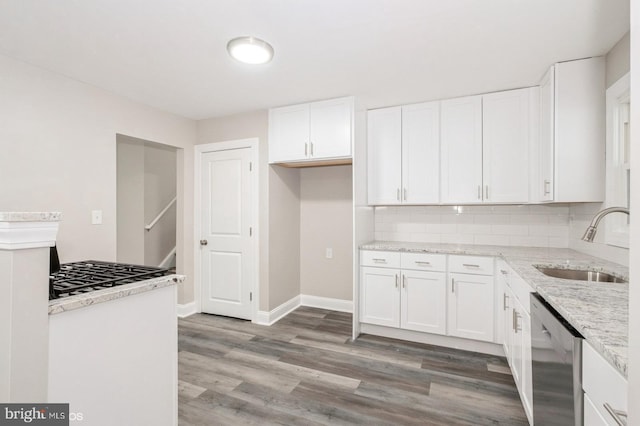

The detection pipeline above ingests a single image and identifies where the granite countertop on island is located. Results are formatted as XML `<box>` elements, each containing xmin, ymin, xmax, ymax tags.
<box><xmin>48</xmin><ymin>274</ymin><xmax>185</xmax><ymax>315</ymax></box>
<box><xmin>360</xmin><ymin>241</ymin><xmax>629</xmax><ymax>377</ymax></box>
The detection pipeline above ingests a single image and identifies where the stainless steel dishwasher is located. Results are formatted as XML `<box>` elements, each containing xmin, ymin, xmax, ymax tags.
<box><xmin>530</xmin><ymin>293</ymin><xmax>584</xmax><ymax>426</ymax></box>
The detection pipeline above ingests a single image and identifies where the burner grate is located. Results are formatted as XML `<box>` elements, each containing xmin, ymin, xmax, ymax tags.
<box><xmin>50</xmin><ymin>260</ymin><xmax>169</xmax><ymax>299</ymax></box>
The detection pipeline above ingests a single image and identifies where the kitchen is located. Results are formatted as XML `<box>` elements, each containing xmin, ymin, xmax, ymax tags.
<box><xmin>0</xmin><ymin>1</ymin><xmax>638</xmax><ymax>425</ymax></box>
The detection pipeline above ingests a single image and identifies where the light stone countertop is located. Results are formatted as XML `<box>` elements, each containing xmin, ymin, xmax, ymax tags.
<box><xmin>48</xmin><ymin>274</ymin><xmax>185</xmax><ymax>315</ymax></box>
<box><xmin>360</xmin><ymin>241</ymin><xmax>629</xmax><ymax>377</ymax></box>
<box><xmin>0</xmin><ymin>212</ymin><xmax>61</xmax><ymax>222</ymax></box>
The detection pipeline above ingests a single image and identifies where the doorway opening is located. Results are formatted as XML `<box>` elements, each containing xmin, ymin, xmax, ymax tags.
<box><xmin>116</xmin><ymin>134</ymin><xmax>178</xmax><ymax>269</ymax></box>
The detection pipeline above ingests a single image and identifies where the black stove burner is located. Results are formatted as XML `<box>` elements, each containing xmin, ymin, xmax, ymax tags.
<box><xmin>49</xmin><ymin>260</ymin><xmax>170</xmax><ymax>300</ymax></box>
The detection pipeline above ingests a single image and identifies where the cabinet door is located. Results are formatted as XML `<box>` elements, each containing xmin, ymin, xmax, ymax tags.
<box><xmin>447</xmin><ymin>272</ymin><xmax>494</xmax><ymax>342</ymax></box>
<box><xmin>538</xmin><ymin>66</ymin><xmax>555</xmax><ymax>201</ymax></box>
<box><xmin>309</xmin><ymin>97</ymin><xmax>352</xmax><ymax>159</ymax></box>
<box><xmin>503</xmin><ymin>286</ymin><xmax>514</xmax><ymax>363</ymax></box>
<box><xmin>440</xmin><ymin>96</ymin><xmax>483</xmax><ymax>203</ymax></box>
<box><xmin>584</xmin><ymin>393</ymin><xmax>609</xmax><ymax>426</ymax></box>
<box><xmin>400</xmin><ymin>270</ymin><xmax>446</xmax><ymax>335</ymax></box>
<box><xmin>401</xmin><ymin>102</ymin><xmax>440</xmax><ymax>204</ymax></box>
<box><xmin>269</xmin><ymin>104</ymin><xmax>310</xmax><ymax>163</ymax></box>
<box><xmin>367</xmin><ymin>107</ymin><xmax>402</xmax><ymax>205</ymax></box>
<box><xmin>482</xmin><ymin>89</ymin><xmax>531</xmax><ymax>203</ymax></box>
<box><xmin>520</xmin><ymin>307</ymin><xmax>533</xmax><ymax>424</ymax></box>
<box><xmin>360</xmin><ymin>267</ymin><xmax>400</xmax><ymax>327</ymax></box>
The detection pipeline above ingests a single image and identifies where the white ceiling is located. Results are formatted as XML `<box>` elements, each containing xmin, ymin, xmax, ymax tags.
<box><xmin>0</xmin><ymin>0</ymin><xmax>629</xmax><ymax>120</ymax></box>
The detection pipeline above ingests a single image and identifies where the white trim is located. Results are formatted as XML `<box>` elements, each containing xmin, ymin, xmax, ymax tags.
<box><xmin>254</xmin><ymin>295</ymin><xmax>301</xmax><ymax>326</ymax></box>
<box><xmin>177</xmin><ymin>302</ymin><xmax>198</xmax><ymax>318</ymax></box>
<box><xmin>0</xmin><ymin>221</ymin><xmax>59</xmax><ymax>250</ymax></box>
<box><xmin>359</xmin><ymin>323</ymin><xmax>505</xmax><ymax>357</ymax></box>
<box><xmin>159</xmin><ymin>247</ymin><xmax>177</xmax><ymax>268</ymax></box>
<box><xmin>194</xmin><ymin>138</ymin><xmax>260</xmax><ymax>321</ymax></box>
<box><xmin>300</xmin><ymin>295</ymin><xmax>353</xmax><ymax>313</ymax></box>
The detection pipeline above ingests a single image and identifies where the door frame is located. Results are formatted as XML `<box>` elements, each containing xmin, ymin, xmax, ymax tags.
<box><xmin>194</xmin><ymin>138</ymin><xmax>259</xmax><ymax>321</ymax></box>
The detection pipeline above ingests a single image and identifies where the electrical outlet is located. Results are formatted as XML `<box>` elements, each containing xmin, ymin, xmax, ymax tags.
<box><xmin>325</xmin><ymin>248</ymin><xmax>333</xmax><ymax>259</ymax></box>
<box><xmin>91</xmin><ymin>210</ymin><xmax>103</xmax><ymax>225</ymax></box>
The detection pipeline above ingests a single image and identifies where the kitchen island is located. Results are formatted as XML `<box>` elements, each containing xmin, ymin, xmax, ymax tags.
<box><xmin>48</xmin><ymin>274</ymin><xmax>184</xmax><ymax>426</ymax></box>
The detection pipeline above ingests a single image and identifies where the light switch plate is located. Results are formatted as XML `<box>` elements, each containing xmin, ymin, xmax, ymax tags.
<box><xmin>91</xmin><ymin>210</ymin><xmax>103</xmax><ymax>225</ymax></box>
<box><xmin>325</xmin><ymin>248</ymin><xmax>333</xmax><ymax>259</ymax></box>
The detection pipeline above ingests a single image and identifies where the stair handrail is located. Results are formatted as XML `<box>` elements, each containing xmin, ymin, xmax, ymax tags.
<box><xmin>145</xmin><ymin>196</ymin><xmax>177</xmax><ymax>231</ymax></box>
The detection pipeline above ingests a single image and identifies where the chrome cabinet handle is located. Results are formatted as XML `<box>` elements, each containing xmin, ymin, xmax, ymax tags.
<box><xmin>462</xmin><ymin>264</ymin><xmax>481</xmax><ymax>268</ymax></box>
<box><xmin>372</xmin><ymin>258</ymin><xmax>387</xmax><ymax>263</ymax></box>
<box><xmin>485</xmin><ymin>185</ymin><xmax>489</xmax><ymax>200</ymax></box>
<box><xmin>503</xmin><ymin>293</ymin><xmax>509</xmax><ymax>311</ymax></box>
<box><xmin>402</xmin><ymin>275</ymin><xmax>406</xmax><ymax>289</ymax></box>
<box><xmin>451</xmin><ymin>278</ymin><xmax>455</xmax><ymax>293</ymax></box>
<box><xmin>395</xmin><ymin>274</ymin><xmax>399</xmax><ymax>288</ymax></box>
<box><xmin>310</xmin><ymin>142</ymin><xmax>314</xmax><ymax>156</ymax></box>
<box><xmin>512</xmin><ymin>309</ymin><xmax>517</xmax><ymax>333</ymax></box>
<box><xmin>403</xmin><ymin>188</ymin><xmax>407</xmax><ymax>201</ymax></box>
<box><xmin>544</xmin><ymin>180</ymin><xmax>551</xmax><ymax>196</ymax></box>
<box><xmin>415</xmin><ymin>261</ymin><xmax>431</xmax><ymax>265</ymax></box>
<box><xmin>514</xmin><ymin>311</ymin><xmax>521</xmax><ymax>332</ymax></box>
<box><xmin>500</xmin><ymin>269</ymin><xmax>508</xmax><ymax>275</ymax></box>
<box><xmin>477</xmin><ymin>185</ymin><xmax>482</xmax><ymax>200</ymax></box>
<box><xmin>200</xmin><ymin>239</ymin><xmax>208</xmax><ymax>246</ymax></box>
<box><xmin>305</xmin><ymin>143</ymin><xmax>308</xmax><ymax>156</ymax></box>
<box><xmin>603</xmin><ymin>403</ymin><xmax>627</xmax><ymax>426</ymax></box>
<box><xmin>396</xmin><ymin>188</ymin><xmax>400</xmax><ymax>201</ymax></box>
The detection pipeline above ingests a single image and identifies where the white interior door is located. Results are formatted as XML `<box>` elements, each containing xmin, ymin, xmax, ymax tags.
<box><xmin>200</xmin><ymin>147</ymin><xmax>254</xmax><ymax>320</ymax></box>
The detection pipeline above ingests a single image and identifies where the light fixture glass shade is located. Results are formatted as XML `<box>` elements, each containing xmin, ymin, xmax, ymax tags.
<box><xmin>227</xmin><ymin>36</ymin><xmax>274</xmax><ymax>65</ymax></box>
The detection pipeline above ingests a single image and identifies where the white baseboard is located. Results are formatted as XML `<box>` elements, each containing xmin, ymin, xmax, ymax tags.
<box><xmin>177</xmin><ymin>302</ymin><xmax>198</xmax><ymax>318</ymax></box>
<box><xmin>300</xmin><ymin>295</ymin><xmax>353</xmax><ymax>313</ymax></box>
<box><xmin>254</xmin><ymin>295</ymin><xmax>301</xmax><ymax>326</ymax></box>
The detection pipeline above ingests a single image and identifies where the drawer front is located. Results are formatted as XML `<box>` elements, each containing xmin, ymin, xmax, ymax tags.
<box><xmin>401</xmin><ymin>253</ymin><xmax>446</xmax><ymax>272</ymax></box>
<box><xmin>448</xmin><ymin>255</ymin><xmax>494</xmax><ymax>275</ymax></box>
<box><xmin>582</xmin><ymin>341</ymin><xmax>628</xmax><ymax>426</ymax></box>
<box><xmin>509</xmin><ymin>272</ymin><xmax>535</xmax><ymax>313</ymax></box>
<box><xmin>360</xmin><ymin>250</ymin><xmax>401</xmax><ymax>268</ymax></box>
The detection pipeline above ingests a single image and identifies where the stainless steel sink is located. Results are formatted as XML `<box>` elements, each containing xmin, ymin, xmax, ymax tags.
<box><xmin>535</xmin><ymin>266</ymin><xmax>627</xmax><ymax>283</ymax></box>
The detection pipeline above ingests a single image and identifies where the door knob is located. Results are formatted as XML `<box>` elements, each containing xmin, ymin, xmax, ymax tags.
<box><xmin>200</xmin><ymin>239</ymin><xmax>208</xmax><ymax>246</ymax></box>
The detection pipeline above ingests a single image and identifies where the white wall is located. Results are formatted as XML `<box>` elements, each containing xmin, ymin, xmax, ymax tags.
<box><xmin>196</xmin><ymin>110</ymin><xmax>302</xmax><ymax>311</ymax></box>
<box><xmin>300</xmin><ymin>165</ymin><xmax>353</xmax><ymax>301</ymax></box>
<box><xmin>375</xmin><ymin>204</ymin><xmax>570</xmax><ymax>247</ymax></box>
<box><xmin>0</xmin><ymin>53</ymin><xmax>197</xmax><ymax>303</ymax></box>
<box><xmin>116</xmin><ymin>138</ymin><xmax>145</xmax><ymax>265</ymax></box>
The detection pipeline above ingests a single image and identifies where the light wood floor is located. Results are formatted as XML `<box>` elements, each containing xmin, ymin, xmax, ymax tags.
<box><xmin>178</xmin><ymin>307</ymin><xmax>528</xmax><ymax>426</ymax></box>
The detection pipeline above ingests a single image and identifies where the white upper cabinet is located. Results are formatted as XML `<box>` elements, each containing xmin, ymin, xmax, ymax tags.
<box><xmin>402</xmin><ymin>102</ymin><xmax>440</xmax><ymax>204</ymax></box>
<box><xmin>534</xmin><ymin>57</ymin><xmax>605</xmax><ymax>202</ymax></box>
<box><xmin>482</xmin><ymin>88</ymin><xmax>534</xmax><ymax>203</ymax></box>
<box><xmin>367</xmin><ymin>102</ymin><xmax>440</xmax><ymax>205</ymax></box>
<box><xmin>440</xmin><ymin>95</ymin><xmax>483</xmax><ymax>203</ymax></box>
<box><xmin>367</xmin><ymin>107</ymin><xmax>402</xmax><ymax>204</ymax></box>
<box><xmin>269</xmin><ymin>96</ymin><xmax>353</xmax><ymax>165</ymax></box>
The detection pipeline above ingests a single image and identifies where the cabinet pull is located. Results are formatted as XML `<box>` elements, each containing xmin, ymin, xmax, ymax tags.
<box><xmin>462</xmin><ymin>263</ymin><xmax>481</xmax><ymax>268</ymax></box>
<box><xmin>603</xmin><ymin>403</ymin><xmax>627</xmax><ymax>426</ymax></box>
<box><xmin>403</xmin><ymin>188</ymin><xmax>407</xmax><ymax>201</ymax></box>
<box><xmin>396</xmin><ymin>188</ymin><xmax>400</xmax><ymax>201</ymax></box>
<box><xmin>395</xmin><ymin>274</ymin><xmax>399</xmax><ymax>288</ymax></box>
<box><xmin>500</xmin><ymin>269</ymin><xmax>508</xmax><ymax>275</ymax></box>
<box><xmin>372</xmin><ymin>258</ymin><xmax>387</xmax><ymax>263</ymax></box>
<box><xmin>485</xmin><ymin>185</ymin><xmax>489</xmax><ymax>200</ymax></box>
<box><xmin>305</xmin><ymin>143</ymin><xmax>308</xmax><ymax>156</ymax></box>
<box><xmin>512</xmin><ymin>309</ymin><xmax>517</xmax><ymax>333</ymax></box>
<box><xmin>477</xmin><ymin>185</ymin><xmax>482</xmax><ymax>200</ymax></box>
<box><xmin>544</xmin><ymin>180</ymin><xmax>551</xmax><ymax>196</ymax></box>
<box><xmin>402</xmin><ymin>275</ymin><xmax>406</xmax><ymax>289</ymax></box>
<box><xmin>415</xmin><ymin>261</ymin><xmax>431</xmax><ymax>265</ymax></box>
<box><xmin>503</xmin><ymin>293</ymin><xmax>509</xmax><ymax>311</ymax></box>
<box><xmin>451</xmin><ymin>278</ymin><xmax>455</xmax><ymax>293</ymax></box>
<box><xmin>514</xmin><ymin>311</ymin><xmax>521</xmax><ymax>333</ymax></box>
<box><xmin>310</xmin><ymin>142</ymin><xmax>314</xmax><ymax>156</ymax></box>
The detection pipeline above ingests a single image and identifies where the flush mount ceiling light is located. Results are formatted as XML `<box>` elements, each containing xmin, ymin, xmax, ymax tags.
<box><xmin>227</xmin><ymin>36</ymin><xmax>274</xmax><ymax>65</ymax></box>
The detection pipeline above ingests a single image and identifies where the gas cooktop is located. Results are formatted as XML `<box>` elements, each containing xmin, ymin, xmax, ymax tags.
<box><xmin>49</xmin><ymin>260</ymin><xmax>170</xmax><ymax>300</ymax></box>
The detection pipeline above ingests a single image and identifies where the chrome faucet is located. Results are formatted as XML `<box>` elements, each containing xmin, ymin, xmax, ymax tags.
<box><xmin>581</xmin><ymin>207</ymin><xmax>630</xmax><ymax>242</ymax></box>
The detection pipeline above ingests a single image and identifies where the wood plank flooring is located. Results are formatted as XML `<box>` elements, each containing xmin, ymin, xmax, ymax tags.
<box><xmin>178</xmin><ymin>307</ymin><xmax>528</xmax><ymax>426</ymax></box>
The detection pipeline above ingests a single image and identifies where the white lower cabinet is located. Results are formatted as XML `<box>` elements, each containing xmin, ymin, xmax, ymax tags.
<box><xmin>401</xmin><ymin>270</ymin><xmax>447</xmax><ymax>334</ymax></box>
<box><xmin>360</xmin><ymin>251</ymin><xmax>494</xmax><ymax>342</ymax></box>
<box><xmin>499</xmin><ymin>261</ymin><xmax>534</xmax><ymax>425</ymax></box>
<box><xmin>360</xmin><ymin>266</ymin><xmax>400</xmax><ymax>327</ymax></box>
<box><xmin>447</xmin><ymin>272</ymin><xmax>494</xmax><ymax>342</ymax></box>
